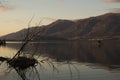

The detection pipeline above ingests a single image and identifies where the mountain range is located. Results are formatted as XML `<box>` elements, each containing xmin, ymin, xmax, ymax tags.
<box><xmin>1</xmin><ymin>13</ymin><xmax>120</xmax><ymax>41</ymax></box>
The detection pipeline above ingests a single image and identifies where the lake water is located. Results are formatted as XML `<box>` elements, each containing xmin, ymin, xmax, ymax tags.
<box><xmin>0</xmin><ymin>40</ymin><xmax>120</xmax><ymax>80</ymax></box>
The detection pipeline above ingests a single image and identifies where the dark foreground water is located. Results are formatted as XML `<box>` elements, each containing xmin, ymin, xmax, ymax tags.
<box><xmin>0</xmin><ymin>40</ymin><xmax>120</xmax><ymax>80</ymax></box>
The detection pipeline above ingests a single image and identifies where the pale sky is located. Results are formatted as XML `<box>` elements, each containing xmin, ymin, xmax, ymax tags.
<box><xmin>0</xmin><ymin>0</ymin><xmax>120</xmax><ymax>36</ymax></box>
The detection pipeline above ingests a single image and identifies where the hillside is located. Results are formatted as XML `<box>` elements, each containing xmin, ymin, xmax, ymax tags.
<box><xmin>1</xmin><ymin>13</ymin><xmax>120</xmax><ymax>41</ymax></box>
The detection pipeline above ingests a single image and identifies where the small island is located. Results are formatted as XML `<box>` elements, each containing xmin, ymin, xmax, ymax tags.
<box><xmin>0</xmin><ymin>40</ymin><xmax>6</xmax><ymax>45</ymax></box>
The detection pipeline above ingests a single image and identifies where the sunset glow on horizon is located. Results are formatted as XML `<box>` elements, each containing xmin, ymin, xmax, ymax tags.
<box><xmin>0</xmin><ymin>0</ymin><xmax>120</xmax><ymax>36</ymax></box>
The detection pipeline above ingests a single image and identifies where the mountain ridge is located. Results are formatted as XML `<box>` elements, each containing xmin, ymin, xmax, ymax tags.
<box><xmin>1</xmin><ymin>13</ymin><xmax>120</xmax><ymax>41</ymax></box>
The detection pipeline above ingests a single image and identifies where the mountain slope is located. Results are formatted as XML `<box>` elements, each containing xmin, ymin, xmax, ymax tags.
<box><xmin>1</xmin><ymin>13</ymin><xmax>120</xmax><ymax>40</ymax></box>
<box><xmin>51</xmin><ymin>13</ymin><xmax>120</xmax><ymax>39</ymax></box>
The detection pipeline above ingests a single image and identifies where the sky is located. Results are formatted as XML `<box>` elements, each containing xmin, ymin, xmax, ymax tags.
<box><xmin>0</xmin><ymin>0</ymin><xmax>120</xmax><ymax>36</ymax></box>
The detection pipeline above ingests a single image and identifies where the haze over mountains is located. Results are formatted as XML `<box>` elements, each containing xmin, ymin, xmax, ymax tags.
<box><xmin>1</xmin><ymin>13</ymin><xmax>120</xmax><ymax>41</ymax></box>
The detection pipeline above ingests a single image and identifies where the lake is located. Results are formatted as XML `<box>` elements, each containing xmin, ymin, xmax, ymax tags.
<box><xmin>0</xmin><ymin>40</ymin><xmax>120</xmax><ymax>80</ymax></box>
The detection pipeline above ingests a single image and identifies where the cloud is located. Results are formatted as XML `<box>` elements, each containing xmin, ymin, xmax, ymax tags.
<box><xmin>108</xmin><ymin>8</ymin><xmax>120</xmax><ymax>13</ymax></box>
<box><xmin>0</xmin><ymin>6</ymin><xmax>11</xmax><ymax>12</ymax></box>
<box><xmin>0</xmin><ymin>0</ymin><xmax>13</xmax><ymax>12</ymax></box>
<box><xmin>103</xmin><ymin>0</ymin><xmax>120</xmax><ymax>2</ymax></box>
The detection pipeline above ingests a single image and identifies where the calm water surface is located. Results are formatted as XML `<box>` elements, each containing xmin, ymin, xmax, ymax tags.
<box><xmin>0</xmin><ymin>40</ymin><xmax>120</xmax><ymax>80</ymax></box>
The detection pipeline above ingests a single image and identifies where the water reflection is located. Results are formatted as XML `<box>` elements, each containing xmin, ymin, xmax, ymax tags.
<box><xmin>5</xmin><ymin>40</ymin><xmax>120</xmax><ymax>70</ymax></box>
<box><xmin>0</xmin><ymin>40</ymin><xmax>120</xmax><ymax>80</ymax></box>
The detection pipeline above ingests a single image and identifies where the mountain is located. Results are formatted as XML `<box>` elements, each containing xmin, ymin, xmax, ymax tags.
<box><xmin>1</xmin><ymin>13</ymin><xmax>120</xmax><ymax>41</ymax></box>
<box><xmin>50</xmin><ymin>13</ymin><xmax>120</xmax><ymax>39</ymax></box>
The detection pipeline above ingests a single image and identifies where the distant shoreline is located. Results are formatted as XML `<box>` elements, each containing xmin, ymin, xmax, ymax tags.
<box><xmin>5</xmin><ymin>37</ymin><xmax>120</xmax><ymax>42</ymax></box>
